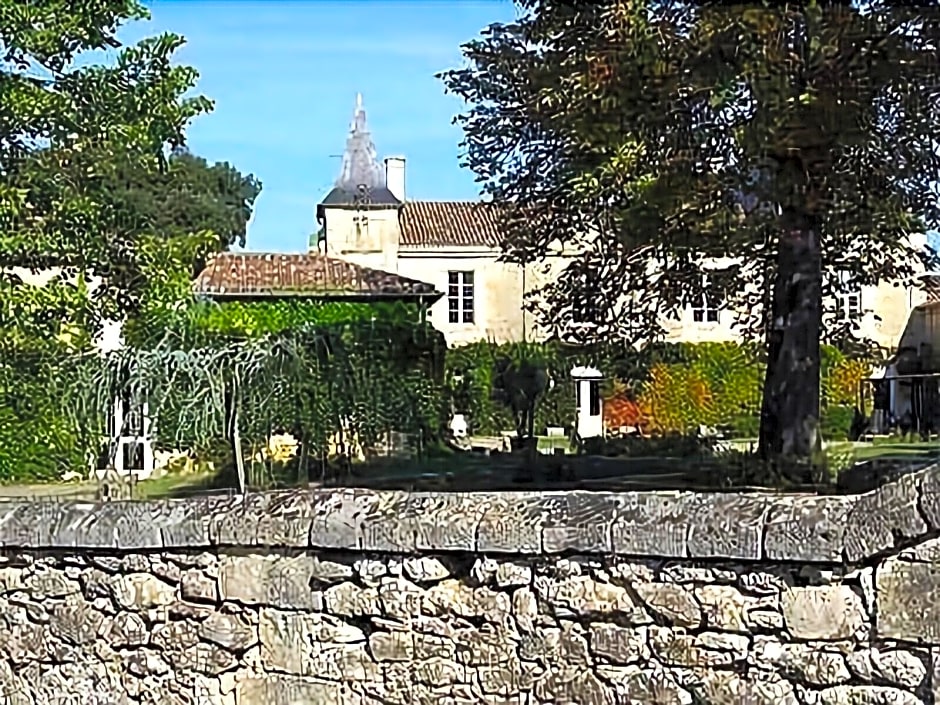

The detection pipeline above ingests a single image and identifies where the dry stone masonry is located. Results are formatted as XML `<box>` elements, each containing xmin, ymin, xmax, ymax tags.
<box><xmin>3</xmin><ymin>465</ymin><xmax>940</xmax><ymax>703</ymax></box>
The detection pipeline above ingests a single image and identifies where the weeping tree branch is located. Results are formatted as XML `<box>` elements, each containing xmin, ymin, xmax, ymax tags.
<box><xmin>55</xmin><ymin>321</ymin><xmax>447</xmax><ymax>488</ymax></box>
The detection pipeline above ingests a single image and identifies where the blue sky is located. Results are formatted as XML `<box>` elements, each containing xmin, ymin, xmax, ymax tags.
<box><xmin>117</xmin><ymin>0</ymin><xmax>515</xmax><ymax>252</ymax></box>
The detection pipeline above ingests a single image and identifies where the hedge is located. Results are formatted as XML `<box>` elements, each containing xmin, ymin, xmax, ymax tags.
<box><xmin>447</xmin><ymin>340</ymin><xmax>874</xmax><ymax>441</ymax></box>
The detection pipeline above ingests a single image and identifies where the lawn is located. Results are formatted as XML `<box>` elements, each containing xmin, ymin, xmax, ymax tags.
<box><xmin>853</xmin><ymin>441</ymin><xmax>940</xmax><ymax>461</ymax></box>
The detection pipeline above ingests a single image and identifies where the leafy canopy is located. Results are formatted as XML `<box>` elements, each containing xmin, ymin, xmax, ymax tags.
<box><xmin>440</xmin><ymin>0</ymin><xmax>940</xmax><ymax>345</ymax></box>
<box><xmin>102</xmin><ymin>148</ymin><xmax>262</xmax><ymax>250</ymax></box>
<box><xmin>0</xmin><ymin>0</ymin><xmax>213</xmax><ymax>325</ymax></box>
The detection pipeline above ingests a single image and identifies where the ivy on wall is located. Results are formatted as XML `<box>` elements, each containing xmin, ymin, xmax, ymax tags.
<box><xmin>113</xmin><ymin>236</ymin><xmax>446</xmax><ymax>468</ymax></box>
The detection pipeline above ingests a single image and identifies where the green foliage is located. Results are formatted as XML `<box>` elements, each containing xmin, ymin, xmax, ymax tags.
<box><xmin>446</xmin><ymin>341</ymin><xmax>580</xmax><ymax>436</ymax></box>
<box><xmin>0</xmin><ymin>272</ymin><xmax>97</xmax><ymax>481</ymax></box>
<box><xmin>446</xmin><ymin>339</ymin><xmax>872</xmax><ymax>442</ymax></box>
<box><xmin>0</xmin><ymin>6</ymin><xmax>212</xmax><ymax>317</ymax></box>
<box><xmin>86</xmin><ymin>234</ymin><xmax>446</xmax><ymax>471</ymax></box>
<box><xmin>441</xmin><ymin>1</ymin><xmax>939</xmax><ymax>460</ymax></box>
<box><xmin>100</xmin><ymin>148</ymin><xmax>261</xmax><ymax>250</ymax></box>
<box><xmin>62</xmin><ymin>319</ymin><xmax>447</xmax><ymax>467</ymax></box>
<box><xmin>0</xmin><ymin>1</ymin><xmax>260</xmax><ymax>481</ymax></box>
<box><xmin>820</xmin><ymin>405</ymin><xmax>856</xmax><ymax>442</ymax></box>
<box><xmin>442</xmin><ymin>1</ymin><xmax>938</xmax><ymax>339</ymax></box>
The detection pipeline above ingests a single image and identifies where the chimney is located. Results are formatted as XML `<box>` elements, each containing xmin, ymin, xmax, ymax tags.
<box><xmin>384</xmin><ymin>156</ymin><xmax>406</xmax><ymax>202</ymax></box>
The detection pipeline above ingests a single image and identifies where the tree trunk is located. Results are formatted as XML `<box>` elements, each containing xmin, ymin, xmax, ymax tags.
<box><xmin>757</xmin><ymin>210</ymin><xmax>823</xmax><ymax>476</ymax></box>
<box><xmin>225</xmin><ymin>380</ymin><xmax>247</xmax><ymax>495</ymax></box>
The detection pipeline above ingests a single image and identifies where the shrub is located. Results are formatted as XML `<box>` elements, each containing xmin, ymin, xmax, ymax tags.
<box><xmin>443</xmin><ymin>339</ymin><xmax>874</xmax><ymax>442</ymax></box>
<box><xmin>820</xmin><ymin>404</ymin><xmax>856</xmax><ymax>441</ymax></box>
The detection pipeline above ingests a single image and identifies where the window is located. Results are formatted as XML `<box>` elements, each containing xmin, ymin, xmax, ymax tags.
<box><xmin>836</xmin><ymin>272</ymin><xmax>862</xmax><ymax>321</ymax></box>
<box><xmin>576</xmin><ymin>380</ymin><xmax>602</xmax><ymax>417</ymax></box>
<box><xmin>448</xmin><ymin>271</ymin><xmax>474</xmax><ymax>324</ymax></box>
<box><xmin>837</xmin><ymin>291</ymin><xmax>862</xmax><ymax>321</ymax></box>
<box><xmin>691</xmin><ymin>273</ymin><xmax>722</xmax><ymax>323</ymax></box>
<box><xmin>571</xmin><ymin>271</ymin><xmax>601</xmax><ymax>324</ymax></box>
<box><xmin>588</xmin><ymin>381</ymin><xmax>601</xmax><ymax>417</ymax></box>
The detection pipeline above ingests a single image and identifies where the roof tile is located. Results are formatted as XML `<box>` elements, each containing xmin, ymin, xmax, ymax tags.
<box><xmin>194</xmin><ymin>252</ymin><xmax>439</xmax><ymax>300</ymax></box>
<box><xmin>400</xmin><ymin>201</ymin><xmax>502</xmax><ymax>248</ymax></box>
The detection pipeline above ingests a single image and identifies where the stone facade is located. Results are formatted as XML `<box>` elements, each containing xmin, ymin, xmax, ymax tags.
<box><xmin>4</xmin><ymin>465</ymin><xmax>940</xmax><ymax>703</ymax></box>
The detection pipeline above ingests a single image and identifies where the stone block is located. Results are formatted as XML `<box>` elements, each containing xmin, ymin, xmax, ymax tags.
<box><xmin>876</xmin><ymin>558</ymin><xmax>940</xmax><ymax>643</ymax></box>
<box><xmin>476</xmin><ymin>492</ymin><xmax>544</xmax><ymax>554</ymax></box>
<box><xmin>782</xmin><ymin>586</ymin><xmax>867</xmax><ymax>641</ymax></box>
<box><xmin>253</xmin><ymin>490</ymin><xmax>319</xmax><ymax>546</ymax></box>
<box><xmin>634</xmin><ymin>583</ymin><xmax>702</xmax><ymax>628</ymax></box>
<box><xmin>818</xmin><ymin>685</ymin><xmax>922</xmax><ymax>705</ymax></box>
<box><xmin>695</xmin><ymin>585</ymin><xmax>778</xmax><ymax>633</ymax></box>
<box><xmin>0</xmin><ymin>503</ymin><xmax>66</xmax><ymax>547</ymax></box>
<box><xmin>44</xmin><ymin>502</ymin><xmax>142</xmax><ymax>549</ymax></box>
<box><xmin>690</xmin><ymin>670</ymin><xmax>799</xmax><ymax>705</ymax></box>
<box><xmin>403</xmin><ymin>557</ymin><xmax>449</xmax><ymax>582</ymax></box>
<box><xmin>307</xmin><ymin>488</ymin><xmax>380</xmax><ymax>550</ymax></box>
<box><xmin>409</xmin><ymin>492</ymin><xmax>488</xmax><ymax>552</ymax></box>
<box><xmin>539</xmin><ymin>491</ymin><xmax>619</xmax><ymax>554</ymax></box>
<box><xmin>610</xmin><ymin>492</ymin><xmax>693</xmax><ymax>558</ymax></box>
<box><xmin>843</xmin><ymin>471</ymin><xmax>927</xmax><ymax>563</ymax></box>
<box><xmin>845</xmin><ymin>648</ymin><xmax>927</xmax><ymax>689</ymax></box>
<box><xmin>260</xmin><ymin>610</ymin><xmax>365</xmax><ymax>676</ymax></box>
<box><xmin>236</xmin><ymin>675</ymin><xmax>345</xmax><ymax>705</ymax></box>
<box><xmin>209</xmin><ymin>494</ymin><xmax>269</xmax><ymax>546</ymax></box>
<box><xmin>323</xmin><ymin>582</ymin><xmax>381</xmax><ymax>617</ymax></box>
<box><xmin>212</xmin><ymin>491</ymin><xmax>314</xmax><ymax>547</ymax></box>
<box><xmin>751</xmin><ymin>639</ymin><xmax>850</xmax><ymax>686</ymax></box>
<box><xmin>180</xmin><ymin>570</ymin><xmax>218</xmax><ymax>604</ymax></box>
<box><xmin>589</xmin><ymin>624</ymin><xmax>649</xmax><ymax>664</ymax></box>
<box><xmin>763</xmin><ymin>496</ymin><xmax>854</xmax><ymax>562</ymax></box>
<box><xmin>110</xmin><ymin>573</ymin><xmax>177</xmax><ymax>611</ymax></box>
<box><xmin>916</xmin><ymin>462</ymin><xmax>940</xmax><ymax>529</ymax></box>
<box><xmin>198</xmin><ymin>611</ymin><xmax>255</xmax><ymax>652</ymax></box>
<box><xmin>357</xmin><ymin>491</ymin><xmax>415</xmax><ymax>552</ymax></box>
<box><xmin>158</xmin><ymin>497</ymin><xmax>220</xmax><ymax>548</ymax></box>
<box><xmin>218</xmin><ymin>554</ymin><xmax>322</xmax><ymax>610</ymax></box>
<box><xmin>687</xmin><ymin>493</ymin><xmax>773</xmax><ymax>560</ymax></box>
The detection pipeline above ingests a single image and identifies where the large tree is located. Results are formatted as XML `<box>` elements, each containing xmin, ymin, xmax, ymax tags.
<box><xmin>441</xmin><ymin>1</ymin><xmax>940</xmax><ymax>469</ymax></box>
<box><xmin>0</xmin><ymin>0</ymin><xmax>212</xmax><ymax>325</ymax></box>
<box><xmin>101</xmin><ymin>147</ymin><xmax>261</xmax><ymax>250</ymax></box>
<box><xmin>0</xmin><ymin>0</ymin><xmax>213</xmax><ymax>480</ymax></box>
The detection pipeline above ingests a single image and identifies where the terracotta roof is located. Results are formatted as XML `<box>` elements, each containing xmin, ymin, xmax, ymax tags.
<box><xmin>194</xmin><ymin>252</ymin><xmax>440</xmax><ymax>300</ymax></box>
<box><xmin>399</xmin><ymin>201</ymin><xmax>503</xmax><ymax>249</ymax></box>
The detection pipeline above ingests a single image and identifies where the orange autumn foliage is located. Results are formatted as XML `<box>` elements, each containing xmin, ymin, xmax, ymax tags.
<box><xmin>604</xmin><ymin>394</ymin><xmax>643</xmax><ymax>430</ymax></box>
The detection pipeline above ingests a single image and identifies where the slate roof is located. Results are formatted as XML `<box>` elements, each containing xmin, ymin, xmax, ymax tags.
<box><xmin>194</xmin><ymin>252</ymin><xmax>441</xmax><ymax>301</ymax></box>
<box><xmin>320</xmin><ymin>185</ymin><xmax>402</xmax><ymax>208</ymax></box>
<box><xmin>399</xmin><ymin>201</ymin><xmax>503</xmax><ymax>249</ymax></box>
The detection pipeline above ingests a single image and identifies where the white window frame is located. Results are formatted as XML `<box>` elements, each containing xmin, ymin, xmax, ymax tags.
<box><xmin>691</xmin><ymin>273</ymin><xmax>722</xmax><ymax>323</ymax></box>
<box><xmin>447</xmin><ymin>271</ymin><xmax>475</xmax><ymax>324</ymax></box>
<box><xmin>836</xmin><ymin>272</ymin><xmax>862</xmax><ymax>322</ymax></box>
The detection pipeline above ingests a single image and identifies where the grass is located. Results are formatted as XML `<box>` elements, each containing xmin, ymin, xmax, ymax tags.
<box><xmin>853</xmin><ymin>442</ymin><xmax>940</xmax><ymax>461</ymax></box>
<box><xmin>133</xmin><ymin>470</ymin><xmax>218</xmax><ymax>500</ymax></box>
<box><xmin>8</xmin><ymin>435</ymin><xmax>938</xmax><ymax>501</ymax></box>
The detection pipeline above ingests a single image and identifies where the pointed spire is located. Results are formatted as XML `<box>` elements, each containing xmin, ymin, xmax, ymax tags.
<box><xmin>336</xmin><ymin>93</ymin><xmax>384</xmax><ymax>191</ymax></box>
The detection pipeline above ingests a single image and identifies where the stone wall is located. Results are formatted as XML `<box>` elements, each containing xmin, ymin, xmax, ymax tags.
<box><xmin>3</xmin><ymin>464</ymin><xmax>940</xmax><ymax>704</ymax></box>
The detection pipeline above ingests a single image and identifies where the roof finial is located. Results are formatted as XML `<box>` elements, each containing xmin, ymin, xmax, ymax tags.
<box><xmin>335</xmin><ymin>93</ymin><xmax>384</xmax><ymax>190</ymax></box>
